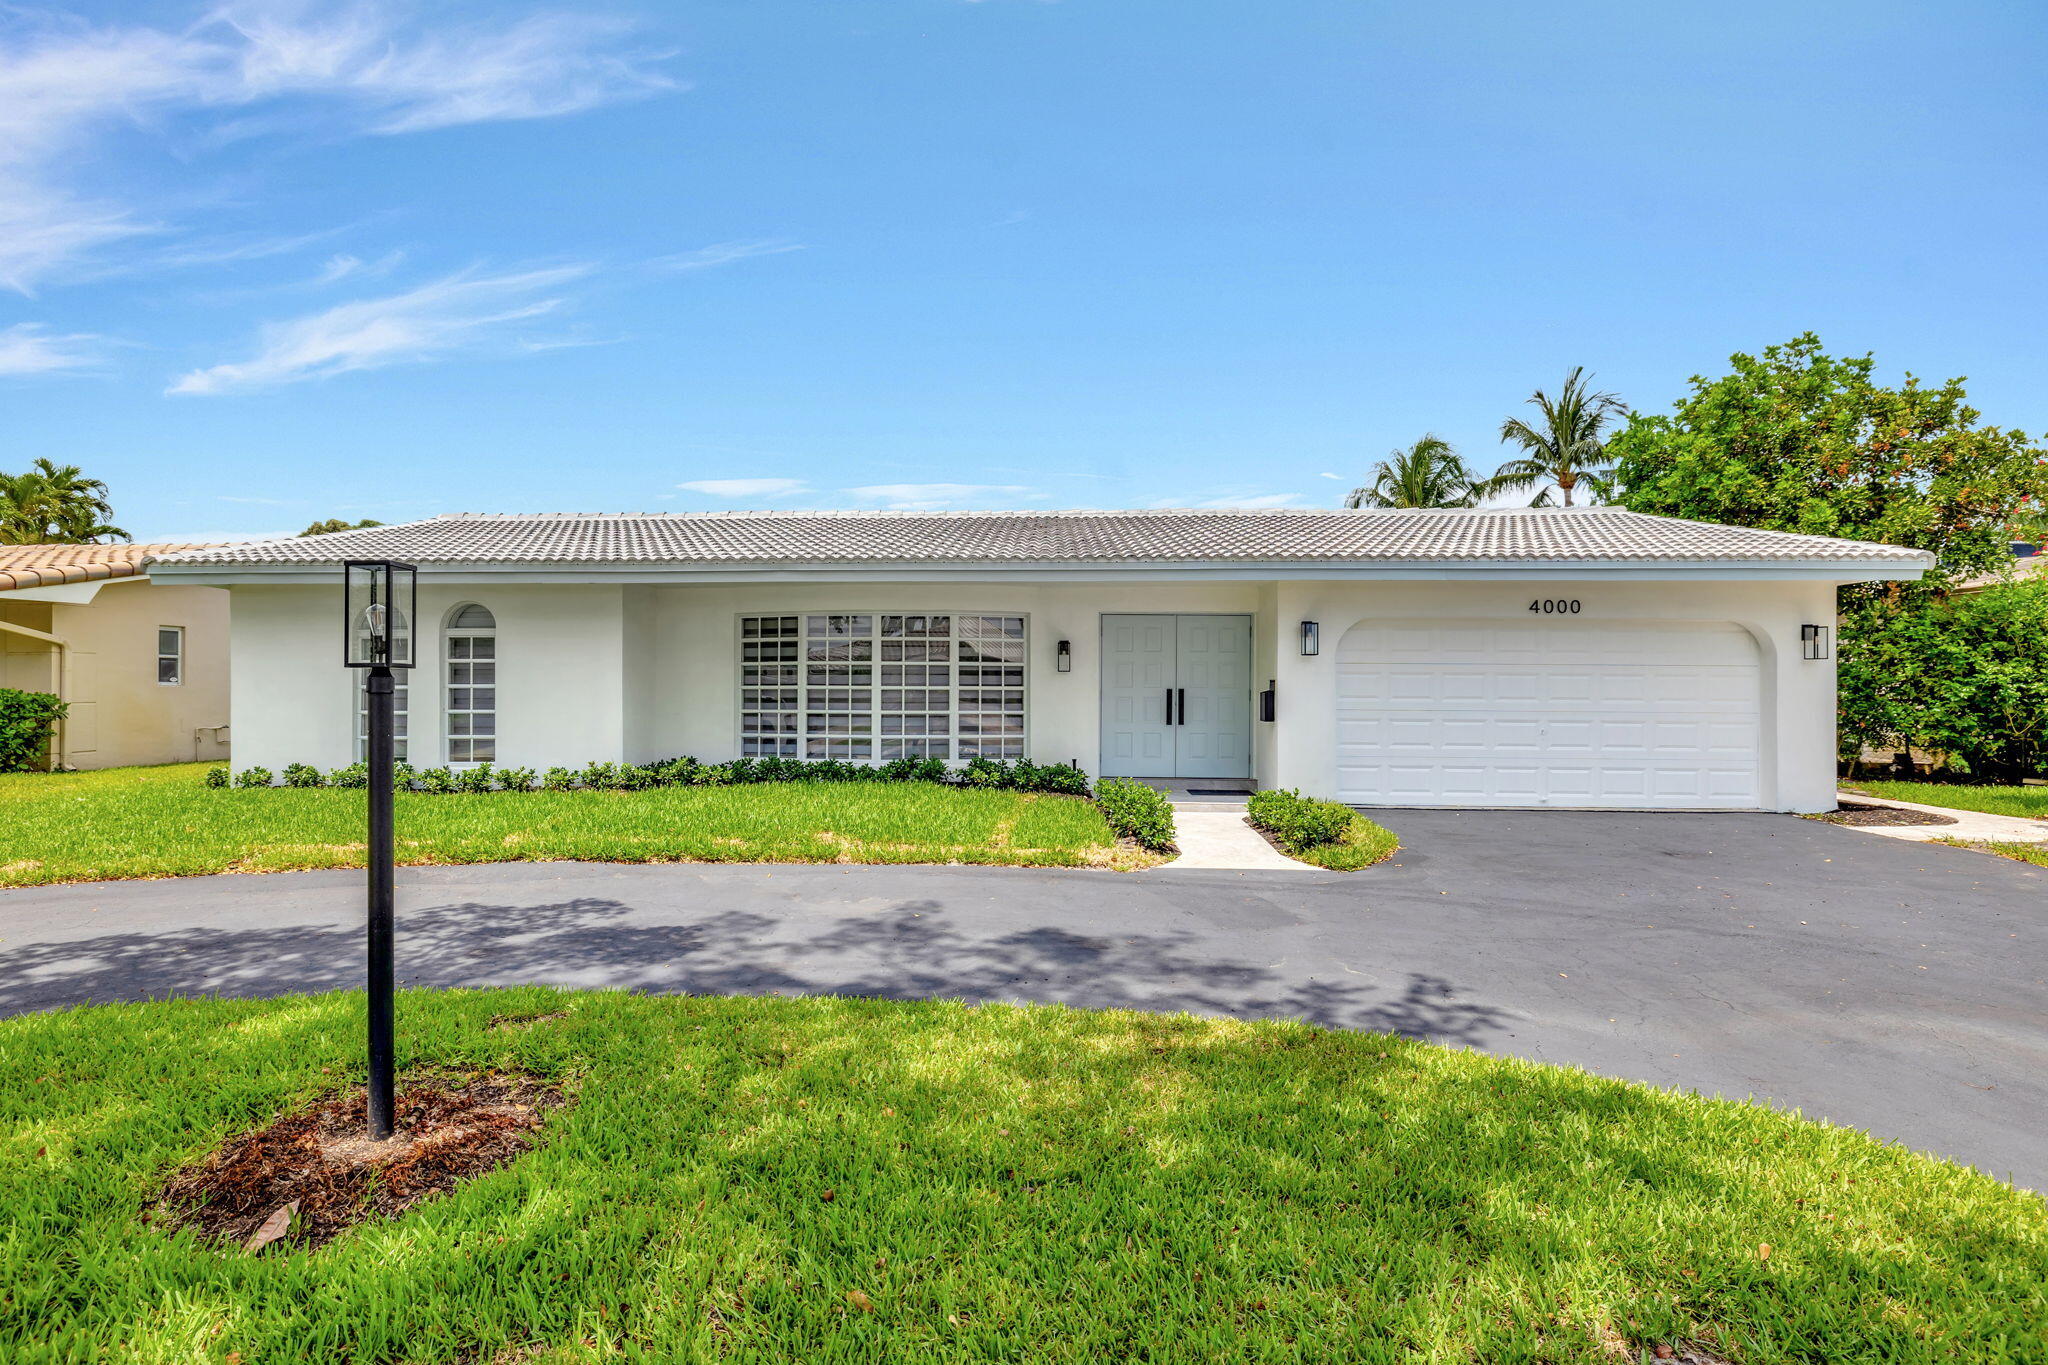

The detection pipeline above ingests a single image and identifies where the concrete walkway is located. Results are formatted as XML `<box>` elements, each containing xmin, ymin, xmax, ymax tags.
<box><xmin>1159</xmin><ymin>809</ymin><xmax>1313</xmax><ymax>871</ymax></box>
<box><xmin>1835</xmin><ymin>791</ymin><xmax>2048</xmax><ymax>844</ymax></box>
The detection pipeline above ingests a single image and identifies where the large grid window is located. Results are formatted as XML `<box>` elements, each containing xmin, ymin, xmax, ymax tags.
<box><xmin>445</xmin><ymin>604</ymin><xmax>497</xmax><ymax>765</ymax></box>
<box><xmin>738</xmin><ymin>613</ymin><xmax>1026</xmax><ymax>760</ymax></box>
<box><xmin>354</xmin><ymin>609</ymin><xmax>410</xmax><ymax>761</ymax></box>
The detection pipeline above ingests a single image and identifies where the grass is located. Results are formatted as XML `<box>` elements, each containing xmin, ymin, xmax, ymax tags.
<box><xmin>1284</xmin><ymin>814</ymin><xmax>1400</xmax><ymax>870</ymax></box>
<box><xmin>1846</xmin><ymin>779</ymin><xmax>2048</xmax><ymax>820</ymax></box>
<box><xmin>2</xmin><ymin>991</ymin><xmax>2040</xmax><ymax>1364</ymax></box>
<box><xmin>0</xmin><ymin>764</ymin><xmax>1153</xmax><ymax>888</ymax></box>
<box><xmin>1935</xmin><ymin>838</ymin><xmax>2048</xmax><ymax>869</ymax></box>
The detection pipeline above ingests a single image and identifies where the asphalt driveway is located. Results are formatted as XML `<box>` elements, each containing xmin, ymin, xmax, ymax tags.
<box><xmin>3</xmin><ymin>811</ymin><xmax>2042</xmax><ymax>1190</ymax></box>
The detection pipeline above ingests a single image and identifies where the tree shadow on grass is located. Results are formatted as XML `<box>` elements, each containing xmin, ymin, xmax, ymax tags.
<box><xmin>0</xmin><ymin>897</ymin><xmax>1510</xmax><ymax>1047</ymax></box>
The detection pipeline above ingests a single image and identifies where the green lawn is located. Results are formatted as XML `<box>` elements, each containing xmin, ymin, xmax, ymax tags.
<box><xmin>2</xmin><ymin>992</ymin><xmax>2039</xmax><ymax>1364</ymax></box>
<box><xmin>1937</xmin><ymin>838</ymin><xmax>2048</xmax><ymax>869</ymax></box>
<box><xmin>0</xmin><ymin>764</ymin><xmax>1146</xmax><ymax>887</ymax></box>
<box><xmin>1848</xmin><ymin>780</ymin><xmax>2048</xmax><ymax>820</ymax></box>
<box><xmin>1286</xmin><ymin>814</ymin><xmax>1400</xmax><ymax>870</ymax></box>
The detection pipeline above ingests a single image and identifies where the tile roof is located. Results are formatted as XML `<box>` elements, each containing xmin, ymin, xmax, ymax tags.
<box><xmin>144</xmin><ymin>509</ymin><xmax>1934</xmax><ymax>570</ymax></box>
<box><xmin>0</xmin><ymin>542</ymin><xmax>225</xmax><ymax>591</ymax></box>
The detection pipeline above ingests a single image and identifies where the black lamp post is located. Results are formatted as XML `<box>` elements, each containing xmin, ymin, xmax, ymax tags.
<box><xmin>344</xmin><ymin>560</ymin><xmax>416</xmax><ymax>1139</ymax></box>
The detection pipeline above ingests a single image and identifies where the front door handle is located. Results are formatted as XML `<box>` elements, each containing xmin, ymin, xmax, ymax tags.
<box><xmin>1164</xmin><ymin>689</ymin><xmax>1174</xmax><ymax>725</ymax></box>
<box><xmin>1177</xmin><ymin>688</ymin><xmax>1186</xmax><ymax>725</ymax></box>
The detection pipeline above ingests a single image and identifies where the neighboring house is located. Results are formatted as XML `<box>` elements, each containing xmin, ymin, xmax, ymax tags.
<box><xmin>1955</xmin><ymin>541</ymin><xmax>2044</xmax><ymax>593</ymax></box>
<box><xmin>0</xmin><ymin>543</ymin><xmax>231</xmax><ymax>770</ymax></box>
<box><xmin>148</xmin><ymin>508</ymin><xmax>1931</xmax><ymax>812</ymax></box>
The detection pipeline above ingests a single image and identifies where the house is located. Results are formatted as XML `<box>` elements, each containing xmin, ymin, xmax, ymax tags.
<box><xmin>0</xmin><ymin>543</ymin><xmax>231</xmax><ymax>770</ymax></box>
<box><xmin>147</xmin><ymin>508</ymin><xmax>1931</xmax><ymax>812</ymax></box>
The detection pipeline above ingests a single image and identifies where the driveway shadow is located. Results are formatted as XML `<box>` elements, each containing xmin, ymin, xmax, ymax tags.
<box><xmin>0</xmin><ymin>896</ymin><xmax>1510</xmax><ymax>1047</ymax></box>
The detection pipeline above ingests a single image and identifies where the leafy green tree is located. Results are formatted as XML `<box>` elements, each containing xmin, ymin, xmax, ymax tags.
<box><xmin>1609</xmin><ymin>333</ymin><xmax>2048</xmax><ymax>586</ymax></box>
<box><xmin>1344</xmin><ymin>435</ymin><xmax>1480</xmax><ymax>509</ymax></box>
<box><xmin>1487</xmin><ymin>367</ymin><xmax>1627</xmax><ymax>506</ymax></box>
<box><xmin>299</xmin><ymin>518</ymin><xmax>385</xmax><ymax>537</ymax></box>
<box><xmin>0</xmin><ymin>459</ymin><xmax>127</xmax><ymax>544</ymax></box>
<box><xmin>1839</xmin><ymin>581</ymin><xmax>2048</xmax><ymax>779</ymax></box>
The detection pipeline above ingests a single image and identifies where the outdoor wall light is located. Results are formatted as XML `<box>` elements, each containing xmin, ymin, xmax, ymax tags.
<box><xmin>1056</xmin><ymin>639</ymin><xmax>1072</xmax><ymax>672</ymax></box>
<box><xmin>1299</xmin><ymin>620</ymin><xmax>1320</xmax><ymax>656</ymax></box>
<box><xmin>1801</xmin><ymin>623</ymin><xmax>1831</xmax><ymax>661</ymax></box>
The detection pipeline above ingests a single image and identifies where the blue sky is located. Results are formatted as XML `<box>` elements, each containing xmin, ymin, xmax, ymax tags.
<box><xmin>3</xmin><ymin>0</ymin><xmax>2044</xmax><ymax>540</ymax></box>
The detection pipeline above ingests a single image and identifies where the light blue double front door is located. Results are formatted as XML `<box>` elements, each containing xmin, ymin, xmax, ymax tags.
<box><xmin>1098</xmin><ymin>614</ymin><xmax>1252</xmax><ymax>779</ymax></box>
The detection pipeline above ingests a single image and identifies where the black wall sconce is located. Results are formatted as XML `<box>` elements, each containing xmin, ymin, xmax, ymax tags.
<box><xmin>1055</xmin><ymin>639</ymin><xmax>1072</xmax><ymax>672</ymax></box>
<box><xmin>1801</xmin><ymin>624</ymin><xmax>1831</xmax><ymax>660</ymax></box>
<box><xmin>1299</xmin><ymin>620</ymin><xmax>1319</xmax><ymax>656</ymax></box>
<box><xmin>1259</xmin><ymin>679</ymin><xmax>1277</xmax><ymax>722</ymax></box>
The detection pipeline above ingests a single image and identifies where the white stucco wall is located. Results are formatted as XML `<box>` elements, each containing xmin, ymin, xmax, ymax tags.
<box><xmin>223</xmin><ymin>574</ymin><xmax>1842</xmax><ymax>810</ymax></box>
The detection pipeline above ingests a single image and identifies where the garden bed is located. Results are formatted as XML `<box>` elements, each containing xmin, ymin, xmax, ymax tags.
<box><xmin>4</xmin><ymin>989</ymin><xmax>2040</xmax><ymax>1362</ymax></box>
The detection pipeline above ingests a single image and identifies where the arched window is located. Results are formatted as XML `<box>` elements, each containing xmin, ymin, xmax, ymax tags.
<box><xmin>445</xmin><ymin>604</ymin><xmax>497</xmax><ymax>764</ymax></box>
<box><xmin>354</xmin><ymin>607</ymin><xmax>411</xmax><ymax>760</ymax></box>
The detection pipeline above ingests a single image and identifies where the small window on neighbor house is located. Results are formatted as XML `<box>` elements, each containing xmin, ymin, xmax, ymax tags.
<box><xmin>156</xmin><ymin>627</ymin><xmax>184</xmax><ymax>685</ymax></box>
<box><xmin>446</xmin><ymin>603</ymin><xmax>497</xmax><ymax>765</ymax></box>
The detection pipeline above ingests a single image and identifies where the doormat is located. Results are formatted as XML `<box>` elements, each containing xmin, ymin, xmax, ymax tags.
<box><xmin>1184</xmin><ymin>788</ymin><xmax>1249</xmax><ymax>795</ymax></box>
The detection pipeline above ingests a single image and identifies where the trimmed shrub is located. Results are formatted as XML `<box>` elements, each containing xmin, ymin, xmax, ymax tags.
<box><xmin>204</xmin><ymin>766</ymin><xmax>230</xmax><ymax>789</ymax></box>
<box><xmin>1095</xmin><ymin>778</ymin><xmax>1174</xmax><ymax>852</ymax></box>
<box><xmin>234</xmin><ymin>767</ymin><xmax>274</xmax><ymax>788</ymax></box>
<box><xmin>541</xmin><ymin>766</ymin><xmax>577</xmax><ymax>792</ymax></box>
<box><xmin>454</xmin><ymin>764</ymin><xmax>497</xmax><ymax>794</ymax></box>
<box><xmin>497</xmin><ymin>766</ymin><xmax>538</xmax><ymax>792</ymax></box>
<box><xmin>415</xmin><ymin>767</ymin><xmax>458</xmax><ymax>795</ymax></box>
<box><xmin>579</xmin><ymin>761</ymin><xmax>622</xmax><ymax>791</ymax></box>
<box><xmin>0</xmin><ymin>688</ymin><xmax>66</xmax><ymax>773</ymax></box>
<box><xmin>327</xmin><ymin>762</ymin><xmax>369</xmax><ymax>789</ymax></box>
<box><xmin>1246</xmin><ymin>788</ymin><xmax>1356</xmax><ymax>853</ymax></box>
<box><xmin>282</xmin><ymin>763</ymin><xmax>325</xmax><ymax>789</ymax></box>
<box><xmin>1019</xmin><ymin>760</ymin><xmax>1090</xmax><ymax>797</ymax></box>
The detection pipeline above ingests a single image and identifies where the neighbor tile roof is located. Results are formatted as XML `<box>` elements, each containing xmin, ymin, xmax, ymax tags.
<box><xmin>0</xmin><ymin>542</ymin><xmax>224</xmax><ymax>591</ymax></box>
<box><xmin>145</xmin><ymin>509</ymin><xmax>1933</xmax><ymax>569</ymax></box>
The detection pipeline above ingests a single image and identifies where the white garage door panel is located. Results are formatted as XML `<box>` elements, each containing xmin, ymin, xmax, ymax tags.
<box><xmin>1336</xmin><ymin>619</ymin><xmax>1762</xmax><ymax>809</ymax></box>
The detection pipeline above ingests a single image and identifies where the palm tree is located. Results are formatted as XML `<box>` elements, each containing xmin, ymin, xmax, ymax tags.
<box><xmin>1344</xmin><ymin>435</ymin><xmax>1481</xmax><ymax>509</ymax></box>
<box><xmin>1487</xmin><ymin>367</ymin><xmax>1628</xmax><ymax>506</ymax></box>
<box><xmin>0</xmin><ymin>459</ymin><xmax>128</xmax><ymax>544</ymax></box>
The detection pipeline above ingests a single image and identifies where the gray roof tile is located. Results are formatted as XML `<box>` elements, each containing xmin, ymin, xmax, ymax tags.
<box><xmin>145</xmin><ymin>508</ymin><xmax>1934</xmax><ymax>568</ymax></box>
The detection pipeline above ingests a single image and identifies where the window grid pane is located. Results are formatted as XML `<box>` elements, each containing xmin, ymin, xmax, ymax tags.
<box><xmin>156</xmin><ymin>627</ymin><xmax>183</xmax><ymax>686</ymax></box>
<box><xmin>741</xmin><ymin>613</ymin><xmax>1024</xmax><ymax>762</ymax></box>
<box><xmin>446</xmin><ymin>610</ymin><xmax>496</xmax><ymax>765</ymax></box>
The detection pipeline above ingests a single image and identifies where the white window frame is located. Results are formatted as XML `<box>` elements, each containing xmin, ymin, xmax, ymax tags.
<box><xmin>734</xmin><ymin>611</ymin><xmax>1029</xmax><ymax>763</ymax></box>
<box><xmin>444</xmin><ymin>604</ymin><xmax>498</xmax><ymax>766</ymax></box>
<box><xmin>155</xmin><ymin>626</ymin><xmax>184</xmax><ymax>686</ymax></box>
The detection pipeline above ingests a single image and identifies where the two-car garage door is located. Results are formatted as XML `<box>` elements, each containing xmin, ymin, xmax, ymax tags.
<box><xmin>1335</xmin><ymin>618</ymin><xmax>1762</xmax><ymax>809</ymax></box>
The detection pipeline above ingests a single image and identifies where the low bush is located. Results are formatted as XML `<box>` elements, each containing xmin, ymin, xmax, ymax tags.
<box><xmin>1247</xmin><ymin>788</ymin><xmax>1353</xmax><ymax>853</ymax></box>
<box><xmin>234</xmin><ymin>766</ymin><xmax>273</xmax><ymax>788</ymax></box>
<box><xmin>203</xmin><ymin>766</ymin><xmax>230</xmax><ymax>789</ymax></box>
<box><xmin>1095</xmin><ymin>778</ymin><xmax>1175</xmax><ymax>851</ymax></box>
<box><xmin>217</xmin><ymin>753</ymin><xmax>1098</xmax><ymax>797</ymax></box>
<box><xmin>0</xmin><ymin>688</ymin><xmax>66</xmax><ymax>773</ymax></box>
<box><xmin>1247</xmin><ymin>788</ymin><xmax>1398</xmax><ymax>870</ymax></box>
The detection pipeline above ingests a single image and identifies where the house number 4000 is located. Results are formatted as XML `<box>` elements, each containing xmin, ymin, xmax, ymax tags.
<box><xmin>1529</xmin><ymin>598</ymin><xmax>1582</xmax><ymax>614</ymax></box>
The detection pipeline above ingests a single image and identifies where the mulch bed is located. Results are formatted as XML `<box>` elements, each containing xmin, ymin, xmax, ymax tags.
<box><xmin>1821</xmin><ymin>800</ymin><xmax>1959</xmax><ymax>827</ymax></box>
<box><xmin>151</xmin><ymin>1070</ymin><xmax>565</xmax><ymax>1252</ymax></box>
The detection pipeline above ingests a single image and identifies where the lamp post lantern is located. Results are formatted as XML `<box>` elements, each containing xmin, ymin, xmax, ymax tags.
<box><xmin>344</xmin><ymin>560</ymin><xmax>416</xmax><ymax>1139</ymax></box>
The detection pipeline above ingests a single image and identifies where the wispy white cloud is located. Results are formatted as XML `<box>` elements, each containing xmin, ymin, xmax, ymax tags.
<box><xmin>168</xmin><ymin>262</ymin><xmax>591</xmax><ymax>394</ymax></box>
<box><xmin>311</xmin><ymin>249</ymin><xmax>404</xmax><ymax>285</ymax></box>
<box><xmin>0</xmin><ymin>4</ymin><xmax>674</xmax><ymax>292</ymax></box>
<box><xmin>676</xmin><ymin>478</ymin><xmax>810</xmax><ymax>498</ymax></box>
<box><xmin>650</xmin><ymin>239</ymin><xmax>805</xmax><ymax>274</ymax></box>
<box><xmin>844</xmin><ymin>483</ymin><xmax>1036</xmax><ymax>511</ymax></box>
<box><xmin>0</xmin><ymin>322</ymin><xmax>102</xmax><ymax>375</ymax></box>
<box><xmin>1318</xmin><ymin>471</ymin><xmax>1342</xmax><ymax>480</ymax></box>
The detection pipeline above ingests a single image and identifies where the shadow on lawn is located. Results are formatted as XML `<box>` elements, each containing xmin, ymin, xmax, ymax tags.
<box><xmin>0</xmin><ymin>896</ymin><xmax>1510</xmax><ymax>1046</ymax></box>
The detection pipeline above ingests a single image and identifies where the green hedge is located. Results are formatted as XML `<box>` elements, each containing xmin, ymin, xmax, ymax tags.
<box><xmin>0</xmin><ymin>688</ymin><xmax>67</xmax><ymax>773</ymax></box>
<box><xmin>1247</xmin><ymin>788</ymin><xmax>1398</xmax><ymax>870</ymax></box>
<box><xmin>209</xmin><ymin>754</ymin><xmax>1095</xmax><ymax>798</ymax></box>
<box><xmin>1094</xmin><ymin>778</ymin><xmax>1176</xmax><ymax>852</ymax></box>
